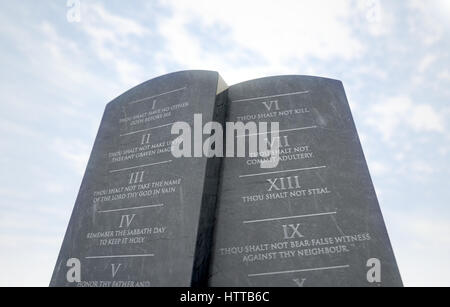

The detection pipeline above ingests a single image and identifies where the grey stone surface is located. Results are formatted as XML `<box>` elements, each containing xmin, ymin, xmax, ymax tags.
<box><xmin>50</xmin><ymin>70</ymin><xmax>226</xmax><ymax>287</ymax></box>
<box><xmin>208</xmin><ymin>75</ymin><xmax>403</xmax><ymax>287</ymax></box>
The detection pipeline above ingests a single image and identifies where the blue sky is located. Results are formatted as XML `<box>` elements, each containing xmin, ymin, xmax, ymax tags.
<box><xmin>0</xmin><ymin>0</ymin><xmax>449</xmax><ymax>286</ymax></box>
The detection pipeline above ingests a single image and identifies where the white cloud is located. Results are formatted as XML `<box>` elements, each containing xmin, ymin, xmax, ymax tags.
<box><xmin>51</xmin><ymin>138</ymin><xmax>90</xmax><ymax>176</ymax></box>
<box><xmin>369</xmin><ymin>160</ymin><xmax>389</xmax><ymax>176</ymax></box>
<box><xmin>0</xmin><ymin>119</ymin><xmax>40</xmax><ymax>139</ymax></box>
<box><xmin>0</xmin><ymin>233</ymin><xmax>61</xmax><ymax>287</ymax></box>
<box><xmin>408</xmin><ymin>0</ymin><xmax>450</xmax><ymax>46</ymax></box>
<box><xmin>42</xmin><ymin>182</ymin><xmax>66</xmax><ymax>195</ymax></box>
<box><xmin>409</xmin><ymin>104</ymin><xmax>445</xmax><ymax>133</ymax></box>
<box><xmin>386</xmin><ymin>209</ymin><xmax>450</xmax><ymax>286</ymax></box>
<box><xmin>410</xmin><ymin>161</ymin><xmax>435</xmax><ymax>182</ymax></box>
<box><xmin>353</xmin><ymin>63</ymin><xmax>388</xmax><ymax>80</ymax></box>
<box><xmin>367</xmin><ymin>96</ymin><xmax>445</xmax><ymax>142</ymax></box>
<box><xmin>419</xmin><ymin>0</ymin><xmax>450</xmax><ymax>20</ymax></box>
<box><xmin>418</xmin><ymin>54</ymin><xmax>437</xmax><ymax>73</ymax></box>
<box><xmin>78</xmin><ymin>3</ymin><xmax>148</xmax><ymax>86</ymax></box>
<box><xmin>157</xmin><ymin>0</ymin><xmax>364</xmax><ymax>84</ymax></box>
<box><xmin>438</xmin><ymin>69</ymin><xmax>450</xmax><ymax>81</ymax></box>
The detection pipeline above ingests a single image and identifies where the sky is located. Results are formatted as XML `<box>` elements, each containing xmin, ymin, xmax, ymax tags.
<box><xmin>0</xmin><ymin>0</ymin><xmax>449</xmax><ymax>287</ymax></box>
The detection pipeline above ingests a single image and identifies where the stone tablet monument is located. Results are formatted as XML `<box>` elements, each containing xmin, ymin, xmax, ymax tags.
<box><xmin>51</xmin><ymin>71</ymin><xmax>402</xmax><ymax>287</ymax></box>
<box><xmin>208</xmin><ymin>76</ymin><xmax>403</xmax><ymax>287</ymax></box>
<box><xmin>50</xmin><ymin>70</ymin><xmax>227</xmax><ymax>287</ymax></box>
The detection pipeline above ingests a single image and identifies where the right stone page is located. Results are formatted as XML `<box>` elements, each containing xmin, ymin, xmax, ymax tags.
<box><xmin>208</xmin><ymin>75</ymin><xmax>403</xmax><ymax>287</ymax></box>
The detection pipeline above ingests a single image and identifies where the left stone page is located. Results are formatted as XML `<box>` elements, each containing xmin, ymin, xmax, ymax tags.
<box><xmin>50</xmin><ymin>70</ymin><xmax>226</xmax><ymax>287</ymax></box>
